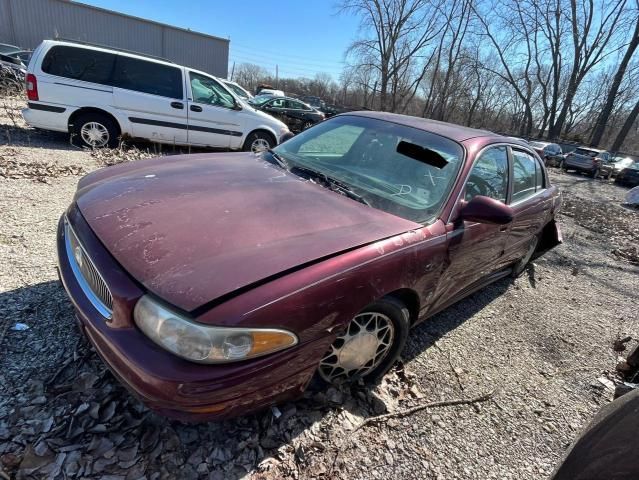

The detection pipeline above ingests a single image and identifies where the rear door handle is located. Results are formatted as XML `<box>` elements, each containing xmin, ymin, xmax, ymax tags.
<box><xmin>170</xmin><ymin>101</ymin><xmax>184</xmax><ymax>109</ymax></box>
<box><xmin>190</xmin><ymin>105</ymin><xmax>203</xmax><ymax>112</ymax></box>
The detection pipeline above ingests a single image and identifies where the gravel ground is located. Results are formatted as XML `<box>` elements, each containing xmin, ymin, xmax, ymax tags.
<box><xmin>1</xmin><ymin>97</ymin><xmax>638</xmax><ymax>480</ymax></box>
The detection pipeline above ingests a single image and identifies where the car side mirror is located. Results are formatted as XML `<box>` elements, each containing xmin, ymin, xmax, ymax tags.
<box><xmin>232</xmin><ymin>101</ymin><xmax>242</xmax><ymax>111</ymax></box>
<box><xmin>460</xmin><ymin>196</ymin><xmax>514</xmax><ymax>225</ymax></box>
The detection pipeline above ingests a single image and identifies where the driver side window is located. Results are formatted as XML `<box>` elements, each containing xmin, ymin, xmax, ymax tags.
<box><xmin>189</xmin><ymin>72</ymin><xmax>235</xmax><ymax>109</ymax></box>
<box><xmin>465</xmin><ymin>146</ymin><xmax>508</xmax><ymax>202</ymax></box>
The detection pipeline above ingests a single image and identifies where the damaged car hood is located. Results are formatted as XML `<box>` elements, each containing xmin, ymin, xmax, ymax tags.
<box><xmin>75</xmin><ymin>153</ymin><xmax>420</xmax><ymax>311</ymax></box>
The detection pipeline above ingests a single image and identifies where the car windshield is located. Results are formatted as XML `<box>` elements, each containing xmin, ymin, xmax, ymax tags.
<box><xmin>250</xmin><ymin>95</ymin><xmax>272</xmax><ymax>105</ymax></box>
<box><xmin>272</xmin><ymin>115</ymin><xmax>464</xmax><ymax>223</ymax></box>
<box><xmin>575</xmin><ymin>148</ymin><xmax>599</xmax><ymax>157</ymax></box>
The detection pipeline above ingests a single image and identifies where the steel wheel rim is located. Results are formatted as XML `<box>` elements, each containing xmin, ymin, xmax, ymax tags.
<box><xmin>318</xmin><ymin>312</ymin><xmax>395</xmax><ymax>383</ymax></box>
<box><xmin>80</xmin><ymin>122</ymin><xmax>109</xmax><ymax>147</ymax></box>
<box><xmin>251</xmin><ymin>138</ymin><xmax>270</xmax><ymax>153</ymax></box>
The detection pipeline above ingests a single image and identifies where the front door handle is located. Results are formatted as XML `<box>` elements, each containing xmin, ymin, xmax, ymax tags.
<box><xmin>170</xmin><ymin>101</ymin><xmax>184</xmax><ymax>109</ymax></box>
<box><xmin>190</xmin><ymin>105</ymin><xmax>203</xmax><ymax>112</ymax></box>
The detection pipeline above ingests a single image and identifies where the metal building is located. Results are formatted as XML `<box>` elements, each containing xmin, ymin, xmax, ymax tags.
<box><xmin>0</xmin><ymin>0</ymin><xmax>229</xmax><ymax>77</ymax></box>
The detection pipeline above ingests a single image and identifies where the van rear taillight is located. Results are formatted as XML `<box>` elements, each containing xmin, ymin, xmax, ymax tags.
<box><xmin>26</xmin><ymin>74</ymin><xmax>38</xmax><ymax>101</ymax></box>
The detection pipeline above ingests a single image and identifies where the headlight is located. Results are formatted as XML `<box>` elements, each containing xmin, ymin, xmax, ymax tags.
<box><xmin>134</xmin><ymin>295</ymin><xmax>298</xmax><ymax>363</ymax></box>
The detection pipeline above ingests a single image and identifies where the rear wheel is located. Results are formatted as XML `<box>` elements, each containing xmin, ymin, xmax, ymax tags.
<box><xmin>318</xmin><ymin>298</ymin><xmax>409</xmax><ymax>384</ymax></box>
<box><xmin>72</xmin><ymin>112</ymin><xmax>119</xmax><ymax>148</ymax></box>
<box><xmin>243</xmin><ymin>131</ymin><xmax>275</xmax><ymax>153</ymax></box>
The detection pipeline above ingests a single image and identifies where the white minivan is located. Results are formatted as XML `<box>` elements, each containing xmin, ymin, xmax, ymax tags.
<box><xmin>22</xmin><ymin>40</ymin><xmax>290</xmax><ymax>151</ymax></box>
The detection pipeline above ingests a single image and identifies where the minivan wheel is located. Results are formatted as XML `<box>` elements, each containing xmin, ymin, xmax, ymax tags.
<box><xmin>318</xmin><ymin>298</ymin><xmax>409</xmax><ymax>384</ymax></box>
<box><xmin>243</xmin><ymin>131</ymin><xmax>274</xmax><ymax>153</ymax></box>
<box><xmin>73</xmin><ymin>113</ymin><xmax>119</xmax><ymax>148</ymax></box>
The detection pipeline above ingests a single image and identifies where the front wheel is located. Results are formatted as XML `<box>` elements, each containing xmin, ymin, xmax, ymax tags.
<box><xmin>318</xmin><ymin>298</ymin><xmax>409</xmax><ymax>384</ymax></box>
<box><xmin>243</xmin><ymin>131</ymin><xmax>275</xmax><ymax>153</ymax></box>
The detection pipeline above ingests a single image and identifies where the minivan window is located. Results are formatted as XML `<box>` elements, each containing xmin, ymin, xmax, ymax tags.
<box><xmin>112</xmin><ymin>56</ymin><xmax>182</xmax><ymax>99</ymax></box>
<box><xmin>42</xmin><ymin>46</ymin><xmax>115</xmax><ymax>85</ymax></box>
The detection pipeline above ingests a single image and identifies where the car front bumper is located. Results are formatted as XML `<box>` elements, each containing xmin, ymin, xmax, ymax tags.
<box><xmin>56</xmin><ymin>207</ymin><xmax>323</xmax><ymax>421</ymax></box>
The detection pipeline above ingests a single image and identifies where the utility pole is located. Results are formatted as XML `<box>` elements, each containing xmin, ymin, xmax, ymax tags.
<box><xmin>275</xmin><ymin>65</ymin><xmax>279</xmax><ymax>88</ymax></box>
<box><xmin>230</xmin><ymin>61</ymin><xmax>235</xmax><ymax>81</ymax></box>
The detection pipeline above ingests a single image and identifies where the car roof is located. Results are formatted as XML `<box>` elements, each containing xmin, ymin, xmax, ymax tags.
<box><xmin>343</xmin><ymin>111</ymin><xmax>513</xmax><ymax>144</ymax></box>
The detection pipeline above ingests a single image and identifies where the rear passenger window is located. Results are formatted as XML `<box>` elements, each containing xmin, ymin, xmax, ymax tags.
<box><xmin>112</xmin><ymin>56</ymin><xmax>182</xmax><ymax>99</ymax></box>
<box><xmin>512</xmin><ymin>150</ymin><xmax>537</xmax><ymax>202</ymax></box>
<box><xmin>42</xmin><ymin>46</ymin><xmax>115</xmax><ymax>85</ymax></box>
<box><xmin>465</xmin><ymin>146</ymin><xmax>508</xmax><ymax>202</ymax></box>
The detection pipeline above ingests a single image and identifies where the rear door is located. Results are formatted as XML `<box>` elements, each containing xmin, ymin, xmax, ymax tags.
<box><xmin>186</xmin><ymin>71</ymin><xmax>244</xmax><ymax>148</ymax></box>
<box><xmin>111</xmin><ymin>56</ymin><xmax>188</xmax><ymax>144</ymax></box>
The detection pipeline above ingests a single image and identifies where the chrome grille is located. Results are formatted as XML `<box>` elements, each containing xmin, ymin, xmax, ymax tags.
<box><xmin>65</xmin><ymin>219</ymin><xmax>113</xmax><ymax>317</ymax></box>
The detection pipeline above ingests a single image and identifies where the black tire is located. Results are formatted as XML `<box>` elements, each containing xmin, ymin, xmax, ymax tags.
<box><xmin>243</xmin><ymin>131</ymin><xmax>275</xmax><ymax>153</ymax></box>
<box><xmin>71</xmin><ymin>112</ymin><xmax>120</xmax><ymax>149</ymax></box>
<box><xmin>317</xmin><ymin>297</ymin><xmax>410</xmax><ymax>385</ymax></box>
<box><xmin>511</xmin><ymin>234</ymin><xmax>539</xmax><ymax>278</ymax></box>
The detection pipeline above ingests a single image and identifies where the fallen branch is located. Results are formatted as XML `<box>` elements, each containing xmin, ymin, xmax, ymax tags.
<box><xmin>353</xmin><ymin>391</ymin><xmax>494</xmax><ymax>432</ymax></box>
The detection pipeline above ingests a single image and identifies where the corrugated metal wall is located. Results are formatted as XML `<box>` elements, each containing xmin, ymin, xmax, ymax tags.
<box><xmin>0</xmin><ymin>0</ymin><xmax>229</xmax><ymax>77</ymax></box>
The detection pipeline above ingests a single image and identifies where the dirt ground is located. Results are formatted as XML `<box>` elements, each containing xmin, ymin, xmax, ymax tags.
<box><xmin>1</xmin><ymin>97</ymin><xmax>638</xmax><ymax>480</ymax></box>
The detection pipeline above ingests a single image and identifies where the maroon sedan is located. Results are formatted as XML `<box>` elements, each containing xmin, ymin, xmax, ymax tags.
<box><xmin>57</xmin><ymin>112</ymin><xmax>561</xmax><ymax>420</ymax></box>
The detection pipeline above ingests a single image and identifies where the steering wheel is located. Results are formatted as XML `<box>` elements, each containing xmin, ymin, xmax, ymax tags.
<box><xmin>465</xmin><ymin>176</ymin><xmax>498</xmax><ymax>201</ymax></box>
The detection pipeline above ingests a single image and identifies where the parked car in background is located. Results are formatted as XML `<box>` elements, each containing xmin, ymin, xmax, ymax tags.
<box><xmin>529</xmin><ymin>141</ymin><xmax>563</xmax><ymax>167</ymax></box>
<box><xmin>57</xmin><ymin>111</ymin><xmax>561</xmax><ymax>420</ymax></box>
<box><xmin>300</xmin><ymin>95</ymin><xmax>327</xmax><ymax>113</ymax></box>
<box><xmin>614</xmin><ymin>162</ymin><xmax>639</xmax><ymax>187</ymax></box>
<box><xmin>7</xmin><ymin>50</ymin><xmax>32</xmax><ymax>64</ymax></box>
<box><xmin>21</xmin><ymin>40</ymin><xmax>289</xmax><ymax>151</ymax></box>
<box><xmin>562</xmin><ymin>147</ymin><xmax>610</xmax><ymax>178</ymax></box>
<box><xmin>250</xmin><ymin>95</ymin><xmax>324</xmax><ymax>132</ymax></box>
<box><xmin>257</xmin><ymin>88</ymin><xmax>284</xmax><ymax>97</ymax></box>
<box><xmin>222</xmin><ymin>80</ymin><xmax>253</xmax><ymax>101</ymax></box>
<box><xmin>0</xmin><ymin>43</ymin><xmax>20</xmax><ymax>54</ymax></box>
<box><xmin>600</xmin><ymin>156</ymin><xmax>634</xmax><ymax>179</ymax></box>
<box><xmin>0</xmin><ymin>52</ymin><xmax>26</xmax><ymax>74</ymax></box>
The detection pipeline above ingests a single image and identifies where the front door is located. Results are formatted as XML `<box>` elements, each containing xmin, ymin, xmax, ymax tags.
<box><xmin>432</xmin><ymin>146</ymin><xmax>511</xmax><ymax>309</ymax></box>
<box><xmin>186</xmin><ymin>71</ymin><xmax>244</xmax><ymax>148</ymax></box>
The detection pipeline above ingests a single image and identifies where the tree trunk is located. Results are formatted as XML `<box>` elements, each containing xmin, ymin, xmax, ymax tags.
<box><xmin>590</xmin><ymin>19</ymin><xmax>639</xmax><ymax>146</ymax></box>
<box><xmin>610</xmin><ymin>99</ymin><xmax>639</xmax><ymax>152</ymax></box>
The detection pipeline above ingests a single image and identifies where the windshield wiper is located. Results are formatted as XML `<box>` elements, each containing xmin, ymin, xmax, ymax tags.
<box><xmin>266</xmin><ymin>149</ymin><xmax>288</xmax><ymax>169</ymax></box>
<box><xmin>290</xmin><ymin>164</ymin><xmax>371</xmax><ymax>207</ymax></box>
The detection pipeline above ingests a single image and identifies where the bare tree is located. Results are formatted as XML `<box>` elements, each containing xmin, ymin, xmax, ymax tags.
<box><xmin>341</xmin><ymin>0</ymin><xmax>445</xmax><ymax>111</ymax></box>
<box><xmin>547</xmin><ymin>0</ymin><xmax>629</xmax><ymax>139</ymax></box>
<box><xmin>589</xmin><ymin>3</ymin><xmax>639</xmax><ymax>146</ymax></box>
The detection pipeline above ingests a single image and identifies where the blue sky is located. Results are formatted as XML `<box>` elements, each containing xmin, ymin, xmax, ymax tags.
<box><xmin>80</xmin><ymin>0</ymin><xmax>360</xmax><ymax>80</ymax></box>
